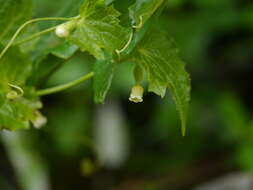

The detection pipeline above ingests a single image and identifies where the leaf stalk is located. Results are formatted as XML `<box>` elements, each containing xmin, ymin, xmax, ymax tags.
<box><xmin>0</xmin><ymin>16</ymin><xmax>77</xmax><ymax>60</ymax></box>
<box><xmin>36</xmin><ymin>72</ymin><xmax>94</xmax><ymax>96</ymax></box>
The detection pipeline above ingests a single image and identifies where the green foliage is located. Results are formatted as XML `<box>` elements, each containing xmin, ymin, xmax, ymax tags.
<box><xmin>28</xmin><ymin>42</ymin><xmax>79</xmax><ymax>86</ymax></box>
<box><xmin>0</xmin><ymin>94</ymin><xmax>41</xmax><ymax>130</ymax></box>
<box><xmin>0</xmin><ymin>0</ymin><xmax>191</xmax><ymax>133</ymax></box>
<box><xmin>129</xmin><ymin>0</ymin><xmax>165</xmax><ymax>28</ymax></box>
<box><xmin>68</xmin><ymin>0</ymin><xmax>128</xmax><ymax>59</ymax></box>
<box><xmin>130</xmin><ymin>31</ymin><xmax>190</xmax><ymax>134</ymax></box>
<box><xmin>51</xmin><ymin>42</ymin><xmax>79</xmax><ymax>59</ymax></box>
<box><xmin>0</xmin><ymin>0</ymin><xmax>32</xmax><ymax>42</ymax></box>
<box><xmin>0</xmin><ymin>47</ymin><xmax>41</xmax><ymax>130</ymax></box>
<box><xmin>0</xmin><ymin>46</ymin><xmax>31</xmax><ymax>86</ymax></box>
<box><xmin>93</xmin><ymin>55</ymin><xmax>116</xmax><ymax>103</ymax></box>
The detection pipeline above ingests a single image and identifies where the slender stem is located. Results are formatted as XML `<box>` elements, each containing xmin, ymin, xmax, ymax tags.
<box><xmin>116</xmin><ymin>29</ymin><xmax>134</xmax><ymax>56</ymax></box>
<box><xmin>13</xmin><ymin>26</ymin><xmax>57</xmax><ymax>46</ymax></box>
<box><xmin>36</xmin><ymin>72</ymin><xmax>94</xmax><ymax>96</ymax></box>
<box><xmin>8</xmin><ymin>83</ymin><xmax>24</xmax><ymax>96</ymax></box>
<box><xmin>0</xmin><ymin>16</ymin><xmax>76</xmax><ymax>60</ymax></box>
<box><xmin>132</xmin><ymin>16</ymin><xmax>143</xmax><ymax>29</ymax></box>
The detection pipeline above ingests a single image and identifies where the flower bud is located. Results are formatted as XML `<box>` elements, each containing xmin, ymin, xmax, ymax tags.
<box><xmin>55</xmin><ymin>24</ymin><xmax>70</xmax><ymax>38</ymax></box>
<box><xmin>32</xmin><ymin>111</ymin><xmax>47</xmax><ymax>129</ymax></box>
<box><xmin>55</xmin><ymin>20</ymin><xmax>78</xmax><ymax>38</ymax></box>
<box><xmin>129</xmin><ymin>85</ymin><xmax>144</xmax><ymax>103</ymax></box>
<box><xmin>6</xmin><ymin>90</ymin><xmax>19</xmax><ymax>100</ymax></box>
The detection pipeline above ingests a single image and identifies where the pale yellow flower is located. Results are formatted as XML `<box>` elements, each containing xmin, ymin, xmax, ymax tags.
<box><xmin>32</xmin><ymin>112</ymin><xmax>47</xmax><ymax>129</ymax></box>
<box><xmin>129</xmin><ymin>85</ymin><xmax>144</xmax><ymax>103</ymax></box>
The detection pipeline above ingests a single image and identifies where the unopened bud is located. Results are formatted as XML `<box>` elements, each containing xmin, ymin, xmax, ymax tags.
<box><xmin>129</xmin><ymin>85</ymin><xmax>144</xmax><ymax>103</ymax></box>
<box><xmin>55</xmin><ymin>24</ymin><xmax>70</xmax><ymax>38</ymax></box>
<box><xmin>55</xmin><ymin>20</ymin><xmax>77</xmax><ymax>38</ymax></box>
<box><xmin>6</xmin><ymin>90</ymin><xmax>19</xmax><ymax>100</ymax></box>
<box><xmin>32</xmin><ymin>111</ymin><xmax>47</xmax><ymax>129</ymax></box>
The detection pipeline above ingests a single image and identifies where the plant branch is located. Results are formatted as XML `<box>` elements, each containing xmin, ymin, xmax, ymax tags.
<box><xmin>36</xmin><ymin>72</ymin><xmax>94</xmax><ymax>96</ymax></box>
<box><xmin>116</xmin><ymin>29</ymin><xmax>134</xmax><ymax>57</ymax></box>
<box><xmin>13</xmin><ymin>26</ymin><xmax>57</xmax><ymax>46</ymax></box>
<box><xmin>0</xmin><ymin>16</ymin><xmax>77</xmax><ymax>60</ymax></box>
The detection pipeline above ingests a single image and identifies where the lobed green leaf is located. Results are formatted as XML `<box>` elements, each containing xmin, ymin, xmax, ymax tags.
<box><xmin>0</xmin><ymin>47</ymin><xmax>42</xmax><ymax>130</ymax></box>
<box><xmin>0</xmin><ymin>46</ymin><xmax>32</xmax><ymax>87</ymax></box>
<box><xmin>28</xmin><ymin>41</ymin><xmax>79</xmax><ymax>86</ymax></box>
<box><xmin>130</xmin><ymin>31</ymin><xmax>191</xmax><ymax>135</ymax></box>
<box><xmin>0</xmin><ymin>94</ymin><xmax>42</xmax><ymax>130</ymax></box>
<box><xmin>68</xmin><ymin>0</ymin><xmax>128</xmax><ymax>59</ymax></box>
<box><xmin>129</xmin><ymin>0</ymin><xmax>165</xmax><ymax>29</ymax></box>
<box><xmin>93</xmin><ymin>54</ymin><xmax>116</xmax><ymax>103</ymax></box>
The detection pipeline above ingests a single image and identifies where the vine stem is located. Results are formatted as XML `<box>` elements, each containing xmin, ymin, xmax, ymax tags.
<box><xmin>13</xmin><ymin>26</ymin><xmax>57</xmax><ymax>46</ymax></box>
<box><xmin>36</xmin><ymin>72</ymin><xmax>94</xmax><ymax>96</ymax></box>
<box><xmin>115</xmin><ymin>29</ymin><xmax>134</xmax><ymax>57</ymax></box>
<box><xmin>8</xmin><ymin>83</ymin><xmax>24</xmax><ymax>96</ymax></box>
<box><xmin>132</xmin><ymin>16</ymin><xmax>143</xmax><ymax>29</ymax></box>
<box><xmin>0</xmin><ymin>16</ymin><xmax>76</xmax><ymax>60</ymax></box>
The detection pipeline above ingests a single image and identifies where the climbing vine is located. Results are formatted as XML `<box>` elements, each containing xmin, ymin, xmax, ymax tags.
<box><xmin>0</xmin><ymin>0</ymin><xmax>190</xmax><ymax>135</ymax></box>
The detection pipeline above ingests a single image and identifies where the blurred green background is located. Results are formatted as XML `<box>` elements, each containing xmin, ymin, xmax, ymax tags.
<box><xmin>1</xmin><ymin>0</ymin><xmax>253</xmax><ymax>189</ymax></box>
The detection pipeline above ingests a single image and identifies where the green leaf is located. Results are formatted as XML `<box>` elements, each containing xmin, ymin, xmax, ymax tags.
<box><xmin>0</xmin><ymin>93</ymin><xmax>5</xmax><ymax>107</ymax></box>
<box><xmin>0</xmin><ymin>46</ymin><xmax>31</xmax><ymax>86</ymax></box>
<box><xmin>68</xmin><ymin>0</ymin><xmax>128</xmax><ymax>59</ymax></box>
<box><xmin>0</xmin><ymin>0</ymin><xmax>32</xmax><ymax>42</ymax></box>
<box><xmin>0</xmin><ymin>93</ymin><xmax>42</xmax><ymax>130</ymax></box>
<box><xmin>28</xmin><ymin>54</ymin><xmax>64</xmax><ymax>87</ymax></box>
<box><xmin>28</xmin><ymin>42</ymin><xmax>78</xmax><ymax>86</ymax></box>
<box><xmin>130</xmin><ymin>31</ymin><xmax>191</xmax><ymax>135</ymax></box>
<box><xmin>55</xmin><ymin>0</ymin><xmax>85</xmax><ymax>17</ymax></box>
<box><xmin>0</xmin><ymin>47</ymin><xmax>42</xmax><ymax>130</ymax></box>
<box><xmin>129</xmin><ymin>0</ymin><xmax>165</xmax><ymax>28</ymax></box>
<box><xmin>105</xmin><ymin>0</ymin><xmax>115</xmax><ymax>5</ymax></box>
<box><xmin>93</xmin><ymin>55</ymin><xmax>116</xmax><ymax>103</ymax></box>
<box><xmin>51</xmin><ymin>42</ymin><xmax>79</xmax><ymax>59</ymax></box>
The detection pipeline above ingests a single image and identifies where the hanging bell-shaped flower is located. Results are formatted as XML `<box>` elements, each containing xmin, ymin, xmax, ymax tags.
<box><xmin>129</xmin><ymin>85</ymin><xmax>144</xmax><ymax>103</ymax></box>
